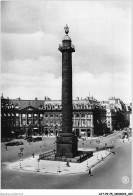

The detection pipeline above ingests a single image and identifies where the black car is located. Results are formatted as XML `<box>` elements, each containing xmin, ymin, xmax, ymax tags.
<box><xmin>6</xmin><ymin>141</ymin><xmax>24</xmax><ymax>146</ymax></box>
<box><xmin>36</xmin><ymin>137</ymin><xmax>42</xmax><ymax>141</ymax></box>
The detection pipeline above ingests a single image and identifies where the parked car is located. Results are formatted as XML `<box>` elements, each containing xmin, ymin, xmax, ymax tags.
<box><xmin>26</xmin><ymin>137</ymin><xmax>33</xmax><ymax>142</ymax></box>
<box><xmin>5</xmin><ymin>141</ymin><xmax>24</xmax><ymax>146</ymax></box>
<box><xmin>32</xmin><ymin>137</ymin><xmax>42</xmax><ymax>142</ymax></box>
<box><xmin>36</xmin><ymin>137</ymin><xmax>42</xmax><ymax>141</ymax></box>
<box><xmin>26</xmin><ymin>136</ymin><xmax>42</xmax><ymax>142</ymax></box>
<box><xmin>2</xmin><ymin>137</ymin><xmax>14</xmax><ymax>142</ymax></box>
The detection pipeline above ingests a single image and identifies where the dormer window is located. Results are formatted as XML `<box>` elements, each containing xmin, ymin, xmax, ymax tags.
<box><xmin>39</xmin><ymin>105</ymin><xmax>43</xmax><ymax>109</ymax></box>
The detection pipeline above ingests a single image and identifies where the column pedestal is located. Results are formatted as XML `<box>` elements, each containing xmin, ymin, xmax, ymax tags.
<box><xmin>56</xmin><ymin>133</ymin><xmax>78</xmax><ymax>158</ymax></box>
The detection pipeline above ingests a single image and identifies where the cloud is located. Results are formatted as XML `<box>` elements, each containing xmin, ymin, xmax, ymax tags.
<box><xmin>1</xmin><ymin>71</ymin><xmax>131</xmax><ymax>103</ymax></box>
<box><xmin>73</xmin><ymin>43</ymin><xmax>131</xmax><ymax>74</ymax></box>
<box><xmin>1</xmin><ymin>56</ymin><xmax>61</xmax><ymax>78</ymax></box>
<box><xmin>1</xmin><ymin>1</ymin><xmax>132</xmax><ymax>103</ymax></box>
<box><xmin>1</xmin><ymin>1</ymin><xmax>45</xmax><ymax>33</ymax></box>
<box><xmin>102</xmin><ymin>1</ymin><xmax>132</xmax><ymax>12</ymax></box>
<box><xmin>1</xmin><ymin>72</ymin><xmax>62</xmax><ymax>100</ymax></box>
<box><xmin>2</xmin><ymin>32</ymin><xmax>60</xmax><ymax>61</ymax></box>
<box><xmin>2</xmin><ymin>1</ymin><xmax>131</xmax><ymax>72</ymax></box>
<box><xmin>73</xmin><ymin>72</ymin><xmax>132</xmax><ymax>103</ymax></box>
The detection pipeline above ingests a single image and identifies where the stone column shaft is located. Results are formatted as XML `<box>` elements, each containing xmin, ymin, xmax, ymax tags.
<box><xmin>62</xmin><ymin>52</ymin><xmax>72</xmax><ymax>134</ymax></box>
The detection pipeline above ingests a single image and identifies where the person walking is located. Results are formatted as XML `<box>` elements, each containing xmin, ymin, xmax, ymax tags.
<box><xmin>88</xmin><ymin>169</ymin><xmax>92</xmax><ymax>176</ymax></box>
<box><xmin>66</xmin><ymin>161</ymin><xmax>70</xmax><ymax>167</ymax></box>
<box><xmin>5</xmin><ymin>145</ymin><xmax>7</xmax><ymax>151</ymax></box>
<box><xmin>32</xmin><ymin>153</ymin><xmax>34</xmax><ymax>158</ymax></box>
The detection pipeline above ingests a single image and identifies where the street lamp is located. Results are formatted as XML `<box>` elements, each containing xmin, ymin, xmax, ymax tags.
<box><xmin>19</xmin><ymin>147</ymin><xmax>24</xmax><ymax>169</ymax></box>
<box><xmin>82</xmin><ymin>142</ymin><xmax>84</xmax><ymax>150</ymax></box>
<box><xmin>96</xmin><ymin>147</ymin><xmax>99</xmax><ymax>159</ymax></box>
<box><xmin>96</xmin><ymin>139</ymin><xmax>100</xmax><ymax>149</ymax></box>
<box><xmin>105</xmin><ymin>143</ymin><xmax>107</xmax><ymax>155</ymax></box>
<box><xmin>112</xmin><ymin>141</ymin><xmax>114</xmax><ymax>148</ymax></box>
<box><xmin>40</xmin><ymin>145</ymin><xmax>42</xmax><ymax>155</ymax></box>
<box><xmin>37</xmin><ymin>159</ymin><xmax>40</xmax><ymax>172</ymax></box>
<box><xmin>105</xmin><ymin>143</ymin><xmax>107</xmax><ymax>150</ymax></box>
<box><xmin>96</xmin><ymin>140</ymin><xmax>100</xmax><ymax>160</ymax></box>
<box><xmin>87</xmin><ymin>159</ymin><xmax>89</xmax><ymax>168</ymax></box>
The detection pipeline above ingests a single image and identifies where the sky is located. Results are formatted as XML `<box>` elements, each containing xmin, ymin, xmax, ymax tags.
<box><xmin>1</xmin><ymin>0</ymin><xmax>132</xmax><ymax>103</ymax></box>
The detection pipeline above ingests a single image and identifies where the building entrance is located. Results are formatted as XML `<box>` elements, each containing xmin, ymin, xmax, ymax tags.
<box><xmin>87</xmin><ymin>129</ymin><xmax>91</xmax><ymax>137</ymax></box>
<box><xmin>75</xmin><ymin>129</ymin><xmax>80</xmax><ymax>137</ymax></box>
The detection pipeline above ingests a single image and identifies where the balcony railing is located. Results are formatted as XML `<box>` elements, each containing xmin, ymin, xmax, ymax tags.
<box><xmin>58</xmin><ymin>44</ymin><xmax>75</xmax><ymax>51</ymax></box>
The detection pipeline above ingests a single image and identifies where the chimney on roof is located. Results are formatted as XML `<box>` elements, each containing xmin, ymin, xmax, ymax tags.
<box><xmin>35</xmin><ymin>97</ymin><xmax>37</xmax><ymax>100</ymax></box>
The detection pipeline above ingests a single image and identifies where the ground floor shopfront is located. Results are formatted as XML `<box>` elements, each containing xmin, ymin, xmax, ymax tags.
<box><xmin>73</xmin><ymin>127</ymin><xmax>94</xmax><ymax>138</ymax></box>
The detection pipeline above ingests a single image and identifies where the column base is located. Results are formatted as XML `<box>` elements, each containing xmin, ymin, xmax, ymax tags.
<box><xmin>56</xmin><ymin>133</ymin><xmax>78</xmax><ymax>158</ymax></box>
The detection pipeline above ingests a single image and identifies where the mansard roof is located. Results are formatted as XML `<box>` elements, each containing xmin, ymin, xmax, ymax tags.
<box><xmin>1</xmin><ymin>97</ymin><xmax>104</xmax><ymax>110</ymax></box>
<box><xmin>6</xmin><ymin>99</ymin><xmax>44</xmax><ymax>110</ymax></box>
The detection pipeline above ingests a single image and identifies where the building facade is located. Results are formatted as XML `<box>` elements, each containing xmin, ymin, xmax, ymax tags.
<box><xmin>1</xmin><ymin>95</ymin><xmax>107</xmax><ymax>138</ymax></box>
<box><xmin>101</xmin><ymin>97</ymin><xmax>132</xmax><ymax>131</ymax></box>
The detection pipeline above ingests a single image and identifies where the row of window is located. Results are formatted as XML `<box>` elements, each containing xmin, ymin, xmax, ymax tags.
<box><xmin>20</xmin><ymin>120</ymin><xmax>92</xmax><ymax>127</ymax></box>
<box><xmin>1</xmin><ymin>105</ymin><xmax>19</xmax><ymax>109</ymax></box>
<box><xmin>1</xmin><ymin>104</ymin><xmax>95</xmax><ymax>109</ymax></box>
<box><xmin>2</xmin><ymin>113</ymin><xmax>93</xmax><ymax>118</ymax></box>
<box><xmin>2</xmin><ymin>113</ymin><xmax>19</xmax><ymax>117</ymax></box>
<box><xmin>74</xmin><ymin>119</ymin><xmax>92</xmax><ymax>127</ymax></box>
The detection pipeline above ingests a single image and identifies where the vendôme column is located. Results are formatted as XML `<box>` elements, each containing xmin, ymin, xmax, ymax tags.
<box><xmin>56</xmin><ymin>25</ymin><xmax>77</xmax><ymax>158</ymax></box>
